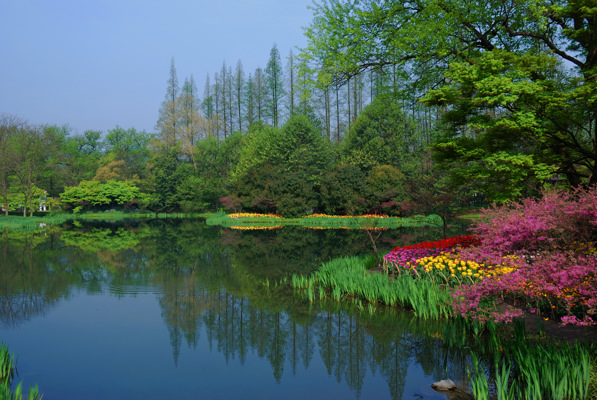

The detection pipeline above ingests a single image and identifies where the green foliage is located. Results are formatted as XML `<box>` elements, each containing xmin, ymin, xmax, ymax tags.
<box><xmin>232</xmin><ymin>115</ymin><xmax>331</xmax><ymax>217</ymax></box>
<box><xmin>60</xmin><ymin>180</ymin><xmax>146</xmax><ymax>211</ymax></box>
<box><xmin>366</xmin><ymin>165</ymin><xmax>407</xmax><ymax>216</ymax></box>
<box><xmin>60</xmin><ymin>130</ymin><xmax>102</xmax><ymax>185</ymax></box>
<box><xmin>305</xmin><ymin>0</ymin><xmax>597</xmax><ymax>198</ymax></box>
<box><xmin>4</xmin><ymin>185</ymin><xmax>46</xmax><ymax>215</ymax></box>
<box><xmin>148</xmin><ymin>147</ymin><xmax>185</xmax><ymax>211</ymax></box>
<box><xmin>232</xmin><ymin>122</ymin><xmax>279</xmax><ymax>182</ymax></box>
<box><xmin>320</xmin><ymin>165</ymin><xmax>367</xmax><ymax>215</ymax></box>
<box><xmin>426</xmin><ymin>50</ymin><xmax>565</xmax><ymax>200</ymax></box>
<box><xmin>342</xmin><ymin>94</ymin><xmax>416</xmax><ymax>172</ymax></box>
<box><xmin>102</xmin><ymin>126</ymin><xmax>151</xmax><ymax>182</ymax></box>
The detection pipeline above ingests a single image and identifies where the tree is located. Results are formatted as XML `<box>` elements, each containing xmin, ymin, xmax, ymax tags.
<box><xmin>179</xmin><ymin>75</ymin><xmax>204</xmax><ymax>169</ymax></box>
<box><xmin>148</xmin><ymin>147</ymin><xmax>185</xmax><ymax>212</ymax></box>
<box><xmin>11</xmin><ymin>125</ymin><xmax>47</xmax><ymax>217</ymax></box>
<box><xmin>245</xmin><ymin>73</ymin><xmax>256</xmax><ymax>126</ymax></box>
<box><xmin>156</xmin><ymin>58</ymin><xmax>180</xmax><ymax>148</ymax></box>
<box><xmin>101</xmin><ymin>127</ymin><xmax>150</xmax><ymax>182</ymax></box>
<box><xmin>366</xmin><ymin>165</ymin><xmax>407</xmax><ymax>215</ymax></box>
<box><xmin>0</xmin><ymin>114</ymin><xmax>22</xmax><ymax>216</ymax></box>
<box><xmin>286</xmin><ymin>50</ymin><xmax>296</xmax><ymax>116</ymax></box>
<box><xmin>60</xmin><ymin>129</ymin><xmax>102</xmax><ymax>187</ymax></box>
<box><xmin>342</xmin><ymin>94</ymin><xmax>416</xmax><ymax>172</ymax></box>
<box><xmin>218</xmin><ymin>62</ymin><xmax>230</xmax><ymax>139</ymax></box>
<box><xmin>60</xmin><ymin>180</ymin><xmax>146</xmax><ymax>212</ymax></box>
<box><xmin>425</xmin><ymin>49</ymin><xmax>586</xmax><ymax>197</ymax></box>
<box><xmin>265</xmin><ymin>44</ymin><xmax>285</xmax><ymax>127</ymax></box>
<box><xmin>234</xmin><ymin>60</ymin><xmax>245</xmax><ymax>132</ymax></box>
<box><xmin>202</xmin><ymin>73</ymin><xmax>216</xmax><ymax>138</ymax></box>
<box><xmin>39</xmin><ymin>124</ymin><xmax>70</xmax><ymax>196</ymax></box>
<box><xmin>304</xmin><ymin>0</ymin><xmax>597</xmax><ymax>193</ymax></box>
<box><xmin>254</xmin><ymin>67</ymin><xmax>267</xmax><ymax>122</ymax></box>
<box><xmin>320</xmin><ymin>165</ymin><xmax>367</xmax><ymax>215</ymax></box>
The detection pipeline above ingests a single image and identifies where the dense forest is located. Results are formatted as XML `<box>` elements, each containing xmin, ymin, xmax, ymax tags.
<box><xmin>1</xmin><ymin>0</ymin><xmax>594</xmax><ymax>217</ymax></box>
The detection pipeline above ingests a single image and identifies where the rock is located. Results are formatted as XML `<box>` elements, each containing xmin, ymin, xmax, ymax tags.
<box><xmin>431</xmin><ymin>379</ymin><xmax>457</xmax><ymax>391</ymax></box>
<box><xmin>431</xmin><ymin>380</ymin><xmax>475</xmax><ymax>400</ymax></box>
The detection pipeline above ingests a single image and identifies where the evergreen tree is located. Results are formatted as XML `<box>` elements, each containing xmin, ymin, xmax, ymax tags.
<box><xmin>254</xmin><ymin>67</ymin><xmax>266</xmax><ymax>122</ymax></box>
<box><xmin>265</xmin><ymin>44</ymin><xmax>285</xmax><ymax>127</ymax></box>
<box><xmin>234</xmin><ymin>60</ymin><xmax>245</xmax><ymax>132</ymax></box>
<box><xmin>286</xmin><ymin>50</ymin><xmax>296</xmax><ymax>117</ymax></box>
<box><xmin>245</xmin><ymin>73</ymin><xmax>256</xmax><ymax>126</ymax></box>
<box><xmin>202</xmin><ymin>73</ymin><xmax>215</xmax><ymax>138</ymax></box>
<box><xmin>179</xmin><ymin>75</ymin><xmax>203</xmax><ymax>169</ymax></box>
<box><xmin>156</xmin><ymin>58</ymin><xmax>180</xmax><ymax>149</ymax></box>
<box><xmin>218</xmin><ymin>62</ymin><xmax>229</xmax><ymax>139</ymax></box>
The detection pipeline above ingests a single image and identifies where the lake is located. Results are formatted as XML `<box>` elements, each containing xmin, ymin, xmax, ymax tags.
<box><xmin>0</xmin><ymin>219</ymin><xmax>473</xmax><ymax>400</ymax></box>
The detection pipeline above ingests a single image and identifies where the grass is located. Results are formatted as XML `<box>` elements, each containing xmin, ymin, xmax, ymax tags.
<box><xmin>206</xmin><ymin>212</ymin><xmax>443</xmax><ymax>229</ymax></box>
<box><xmin>0</xmin><ymin>211</ymin><xmax>212</xmax><ymax>231</ymax></box>
<box><xmin>292</xmin><ymin>255</ymin><xmax>453</xmax><ymax>319</ymax></box>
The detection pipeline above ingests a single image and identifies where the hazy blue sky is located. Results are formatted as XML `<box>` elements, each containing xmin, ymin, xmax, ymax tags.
<box><xmin>0</xmin><ymin>0</ymin><xmax>315</xmax><ymax>134</ymax></box>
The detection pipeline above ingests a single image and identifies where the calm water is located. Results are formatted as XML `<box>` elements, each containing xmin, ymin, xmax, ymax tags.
<box><xmin>0</xmin><ymin>219</ymin><xmax>472</xmax><ymax>400</ymax></box>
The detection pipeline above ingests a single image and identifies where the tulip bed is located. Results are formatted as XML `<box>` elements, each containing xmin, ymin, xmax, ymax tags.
<box><xmin>207</xmin><ymin>212</ymin><xmax>443</xmax><ymax>229</ymax></box>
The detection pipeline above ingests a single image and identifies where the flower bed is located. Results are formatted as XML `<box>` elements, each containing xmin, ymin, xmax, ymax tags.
<box><xmin>383</xmin><ymin>187</ymin><xmax>597</xmax><ymax>327</ymax></box>
<box><xmin>229</xmin><ymin>213</ymin><xmax>283</xmax><ymax>219</ymax></box>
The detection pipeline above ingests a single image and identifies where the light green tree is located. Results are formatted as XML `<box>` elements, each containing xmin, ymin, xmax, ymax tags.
<box><xmin>60</xmin><ymin>180</ymin><xmax>146</xmax><ymax>212</ymax></box>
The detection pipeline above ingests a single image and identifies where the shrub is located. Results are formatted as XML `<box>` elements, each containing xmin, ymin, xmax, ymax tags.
<box><xmin>454</xmin><ymin>186</ymin><xmax>597</xmax><ymax>325</ymax></box>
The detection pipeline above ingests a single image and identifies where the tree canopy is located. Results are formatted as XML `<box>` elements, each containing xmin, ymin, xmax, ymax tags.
<box><xmin>304</xmin><ymin>0</ymin><xmax>597</xmax><ymax>190</ymax></box>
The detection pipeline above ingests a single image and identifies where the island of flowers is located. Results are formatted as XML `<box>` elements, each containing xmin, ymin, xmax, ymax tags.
<box><xmin>384</xmin><ymin>187</ymin><xmax>597</xmax><ymax>326</ymax></box>
<box><xmin>207</xmin><ymin>212</ymin><xmax>443</xmax><ymax>230</ymax></box>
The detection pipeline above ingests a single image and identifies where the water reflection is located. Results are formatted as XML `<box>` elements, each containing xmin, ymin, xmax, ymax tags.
<box><xmin>0</xmin><ymin>220</ymin><xmax>472</xmax><ymax>399</ymax></box>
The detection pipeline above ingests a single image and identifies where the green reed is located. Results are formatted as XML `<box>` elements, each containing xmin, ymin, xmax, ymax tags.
<box><xmin>0</xmin><ymin>345</ymin><xmax>15</xmax><ymax>387</ymax></box>
<box><xmin>0</xmin><ymin>344</ymin><xmax>42</xmax><ymax>400</ymax></box>
<box><xmin>469</xmin><ymin>352</ymin><xmax>490</xmax><ymax>400</ymax></box>
<box><xmin>292</xmin><ymin>255</ymin><xmax>452</xmax><ymax>319</ymax></box>
<box><xmin>513</xmin><ymin>341</ymin><xmax>590</xmax><ymax>400</ymax></box>
<box><xmin>466</xmin><ymin>341</ymin><xmax>591</xmax><ymax>400</ymax></box>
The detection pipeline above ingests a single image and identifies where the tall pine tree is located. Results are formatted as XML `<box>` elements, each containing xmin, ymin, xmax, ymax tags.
<box><xmin>179</xmin><ymin>75</ymin><xmax>203</xmax><ymax>169</ymax></box>
<box><xmin>156</xmin><ymin>58</ymin><xmax>180</xmax><ymax>148</ymax></box>
<box><xmin>265</xmin><ymin>44</ymin><xmax>285</xmax><ymax>128</ymax></box>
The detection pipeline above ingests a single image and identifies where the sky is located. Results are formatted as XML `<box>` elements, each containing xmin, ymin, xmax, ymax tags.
<box><xmin>0</xmin><ymin>0</ymin><xmax>316</xmax><ymax>135</ymax></box>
